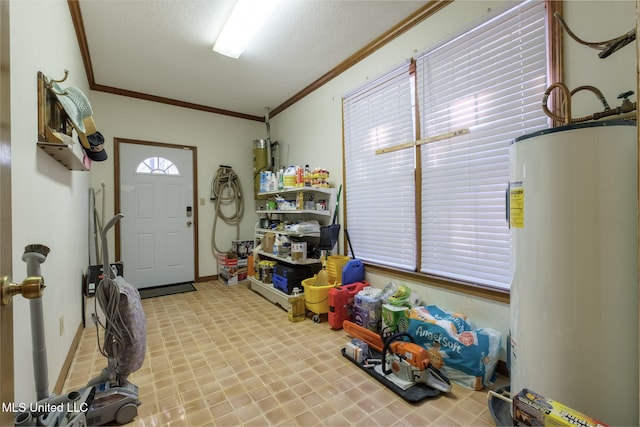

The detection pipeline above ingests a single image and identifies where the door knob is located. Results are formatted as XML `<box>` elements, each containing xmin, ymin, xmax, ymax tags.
<box><xmin>186</xmin><ymin>220</ymin><xmax>192</xmax><ymax>226</ymax></box>
<box><xmin>1</xmin><ymin>275</ymin><xmax>45</xmax><ymax>305</ymax></box>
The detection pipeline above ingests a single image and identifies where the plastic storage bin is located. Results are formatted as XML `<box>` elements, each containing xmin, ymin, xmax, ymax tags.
<box><xmin>326</xmin><ymin>255</ymin><xmax>350</xmax><ymax>283</ymax></box>
<box><xmin>272</xmin><ymin>263</ymin><xmax>322</xmax><ymax>294</ymax></box>
<box><xmin>302</xmin><ymin>276</ymin><xmax>338</xmax><ymax>323</ymax></box>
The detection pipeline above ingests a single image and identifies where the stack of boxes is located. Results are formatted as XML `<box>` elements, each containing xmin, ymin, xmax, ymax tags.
<box><xmin>218</xmin><ymin>240</ymin><xmax>254</xmax><ymax>285</ymax></box>
<box><xmin>217</xmin><ymin>252</ymin><xmax>238</xmax><ymax>285</ymax></box>
<box><xmin>232</xmin><ymin>240</ymin><xmax>254</xmax><ymax>282</ymax></box>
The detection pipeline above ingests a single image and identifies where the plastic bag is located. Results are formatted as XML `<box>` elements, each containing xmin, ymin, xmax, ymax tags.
<box><xmin>408</xmin><ymin>305</ymin><xmax>501</xmax><ymax>390</ymax></box>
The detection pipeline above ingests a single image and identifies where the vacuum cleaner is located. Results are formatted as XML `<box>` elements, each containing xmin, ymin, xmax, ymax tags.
<box><xmin>15</xmin><ymin>214</ymin><xmax>146</xmax><ymax>426</ymax></box>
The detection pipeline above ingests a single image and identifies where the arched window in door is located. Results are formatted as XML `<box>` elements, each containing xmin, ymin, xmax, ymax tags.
<box><xmin>136</xmin><ymin>156</ymin><xmax>180</xmax><ymax>175</ymax></box>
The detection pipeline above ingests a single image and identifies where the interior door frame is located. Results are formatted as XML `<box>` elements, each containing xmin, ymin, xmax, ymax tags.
<box><xmin>114</xmin><ymin>138</ymin><xmax>200</xmax><ymax>283</ymax></box>
<box><xmin>0</xmin><ymin>1</ymin><xmax>13</xmax><ymax>424</ymax></box>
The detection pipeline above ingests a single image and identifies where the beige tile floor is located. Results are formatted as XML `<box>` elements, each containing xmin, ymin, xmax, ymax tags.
<box><xmin>63</xmin><ymin>281</ymin><xmax>508</xmax><ymax>426</ymax></box>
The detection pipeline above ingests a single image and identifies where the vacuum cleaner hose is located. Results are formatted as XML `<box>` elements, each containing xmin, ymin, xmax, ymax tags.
<box><xmin>211</xmin><ymin>166</ymin><xmax>244</xmax><ymax>254</ymax></box>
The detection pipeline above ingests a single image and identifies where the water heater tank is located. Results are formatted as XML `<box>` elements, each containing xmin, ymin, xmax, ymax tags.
<box><xmin>509</xmin><ymin>120</ymin><xmax>638</xmax><ymax>426</ymax></box>
<box><xmin>252</xmin><ymin>139</ymin><xmax>270</xmax><ymax>198</ymax></box>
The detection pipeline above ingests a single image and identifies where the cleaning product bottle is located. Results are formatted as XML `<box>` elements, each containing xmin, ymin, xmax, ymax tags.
<box><xmin>288</xmin><ymin>287</ymin><xmax>305</xmax><ymax>322</ymax></box>
<box><xmin>284</xmin><ymin>166</ymin><xmax>296</xmax><ymax>188</ymax></box>
<box><xmin>314</xmin><ymin>255</ymin><xmax>329</xmax><ymax>286</ymax></box>
<box><xmin>304</xmin><ymin>164</ymin><xmax>311</xmax><ymax>187</ymax></box>
<box><xmin>296</xmin><ymin>191</ymin><xmax>304</xmax><ymax>210</ymax></box>
<box><xmin>268</xmin><ymin>171</ymin><xmax>277</xmax><ymax>192</ymax></box>
<box><xmin>296</xmin><ymin>166</ymin><xmax>304</xmax><ymax>187</ymax></box>
<box><xmin>277</xmin><ymin>167</ymin><xmax>284</xmax><ymax>190</ymax></box>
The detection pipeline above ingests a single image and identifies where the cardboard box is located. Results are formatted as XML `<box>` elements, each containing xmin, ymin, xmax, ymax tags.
<box><xmin>513</xmin><ymin>388</ymin><xmax>609</xmax><ymax>427</ymax></box>
<box><xmin>237</xmin><ymin>258</ymin><xmax>248</xmax><ymax>281</ymax></box>
<box><xmin>262</xmin><ymin>233</ymin><xmax>275</xmax><ymax>254</ymax></box>
<box><xmin>291</xmin><ymin>242</ymin><xmax>307</xmax><ymax>261</ymax></box>
<box><xmin>218</xmin><ymin>252</ymin><xmax>238</xmax><ymax>285</ymax></box>
<box><xmin>217</xmin><ymin>252</ymin><xmax>238</xmax><ymax>265</ymax></box>
<box><xmin>232</xmin><ymin>240</ymin><xmax>254</xmax><ymax>258</ymax></box>
<box><xmin>382</xmin><ymin>304</ymin><xmax>410</xmax><ymax>333</ymax></box>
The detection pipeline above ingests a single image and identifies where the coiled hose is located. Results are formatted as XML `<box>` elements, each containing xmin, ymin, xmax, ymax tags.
<box><xmin>211</xmin><ymin>165</ymin><xmax>244</xmax><ymax>254</ymax></box>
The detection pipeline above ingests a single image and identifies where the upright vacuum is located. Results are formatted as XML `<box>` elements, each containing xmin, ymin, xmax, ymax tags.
<box><xmin>15</xmin><ymin>214</ymin><xmax>147</xmax><ymax>426</ymax></box>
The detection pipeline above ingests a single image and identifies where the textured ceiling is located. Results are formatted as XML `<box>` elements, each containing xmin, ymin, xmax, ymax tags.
<box><xmin>75</xmin><ymin>0</ymin><xmax>433</xmax><ymax>120</ymax></box>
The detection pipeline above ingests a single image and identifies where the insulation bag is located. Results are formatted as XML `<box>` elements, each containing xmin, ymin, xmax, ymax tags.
<box><xmin>407</xmin><ymin>305</ymin><xmax>501</xmax><ymax>390</ymax></box>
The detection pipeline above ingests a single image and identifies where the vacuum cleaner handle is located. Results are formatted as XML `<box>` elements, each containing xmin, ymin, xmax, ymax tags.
<box><xmin>101</xmin><ymin>213</ymin><xmax>124</xmax><ymax>278</ymax></box>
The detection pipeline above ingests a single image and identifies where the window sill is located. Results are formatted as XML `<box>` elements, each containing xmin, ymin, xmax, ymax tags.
<box><xmin>365</xmin><ymin>263</ymin><xmax>510</xmax><ymax>305</ymax></box>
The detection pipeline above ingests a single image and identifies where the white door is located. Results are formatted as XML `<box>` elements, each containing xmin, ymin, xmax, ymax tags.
<box><xmin>119</xmin><ymin>142</ymin><xmax>195</xmax><ymax>289</ymax></box>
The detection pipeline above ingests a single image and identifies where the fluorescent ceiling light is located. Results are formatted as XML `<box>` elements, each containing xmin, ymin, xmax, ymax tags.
<box><xmin>213</xmin><ymin>0</ymin><xmax>281</xmax><ymax>59</ymax></box>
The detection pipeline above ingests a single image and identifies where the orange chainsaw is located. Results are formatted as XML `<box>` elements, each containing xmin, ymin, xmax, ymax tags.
<box><xmin>344</xmin><ymin>321</ymin><xmax>451</xmax><ymax>393</ymax></box>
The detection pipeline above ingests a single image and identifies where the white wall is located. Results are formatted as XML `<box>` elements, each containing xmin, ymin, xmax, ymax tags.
<box><xmin>10</xmin><ymin>0</ymin><xmax>90</xmax><ymax>403</ymax></box>
<box><xmin>563</xmin><ymin>1</ymin><xmax>636</xmax><ymax>117</ymax></box>
<box><xmin>270</xmin><ymin>0</ymin><xmax>637</xmax><ymax>361</ymax></box>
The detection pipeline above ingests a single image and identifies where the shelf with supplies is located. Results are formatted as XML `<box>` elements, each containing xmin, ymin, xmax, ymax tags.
<box><xmin>254</xmin><ymin>227</ymin><xmax>321</xmax><ymax>238</ymax></box>
<box><xmin>255</xmin><ymin>249</ymin><xmax>322</xmax><ymax>265</ymax></box>
<box><xmin>257</xmin><ymin>186</ymin><xmax>334</xmax><ymax>197</ymax></box>
<box><xmin>256</xmin><ymin>187</ymin><xmax>335</xmax><ymax>216</ymax></box>
<box><xmin>253</xmin><ymin>186</ymin><xmax>337</xmax><ymax>258</ymax></box>
<box><xmin>249</xmin><ymin>186</ymin><xmax>336</xmax><ymax>306</ymax></box>
<box><xmin>256</xmin><ymin>208</ymin><xmax>331</xmax><ymax>217</ymax></box>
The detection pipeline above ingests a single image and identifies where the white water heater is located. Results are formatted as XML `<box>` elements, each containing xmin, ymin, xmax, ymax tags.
<box><xmin>509</xmin><ymin>120</ymin><xmax>638</xmax><ymax>426</ymax></box>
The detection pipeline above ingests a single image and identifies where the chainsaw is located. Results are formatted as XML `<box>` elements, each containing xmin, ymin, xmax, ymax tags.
<box><xmin>382</xmin><ymin>332</ymin><xmax>451</xmax><ymax>393</ymax></box>
<box><xmin>344</xmin><ymin>321</ymin><xmax>451</xmax><ymax>393</ymax></box>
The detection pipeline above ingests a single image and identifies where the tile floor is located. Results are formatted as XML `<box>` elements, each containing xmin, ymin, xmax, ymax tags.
<box><xmin>63</xmin><ymin>281</ymin><xmax>508</xmax><ymax>426</ymax></box>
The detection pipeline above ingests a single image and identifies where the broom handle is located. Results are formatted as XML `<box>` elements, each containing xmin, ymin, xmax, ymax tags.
<box><xmin>332</xmin><ymin>185</ymin><xmax>342</xmax><ymax>225</ymax></box>
<box><xmin>345</xmin><ymin>229</ymin><xmax>355</xmax><ymax>258</ymax></box>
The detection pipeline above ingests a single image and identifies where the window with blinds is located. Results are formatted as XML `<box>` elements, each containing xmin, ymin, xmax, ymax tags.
<box><xmin>343</xmin><ymin>0</ymin><xmax>548</xmax><ymax>290</ymax></box>
<box><xmin>417</xmin><ymin>0</ymin><xmax>547</xmax><ymax>290</ymax></box>
<box><xmin>343</xmin><ymin>64</ymin><xmax>417</xmax><ymax>270</ymax></box>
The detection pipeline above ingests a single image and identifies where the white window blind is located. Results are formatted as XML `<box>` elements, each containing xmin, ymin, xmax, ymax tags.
<box><xmin>343</xmin><ymin>63</ymin><xmax>417</xmax><ymax>269</ymax></box>
<box><xmin>417</xmin><ymin>0</ymin><xmax>547</xmax><ymax>289</ymax></box>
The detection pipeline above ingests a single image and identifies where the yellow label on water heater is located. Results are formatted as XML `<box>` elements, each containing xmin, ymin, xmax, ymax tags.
<box><xmin>510</xmin><ymin>182</ymin><xmax>524</xmax><ymax>228</ymax></box>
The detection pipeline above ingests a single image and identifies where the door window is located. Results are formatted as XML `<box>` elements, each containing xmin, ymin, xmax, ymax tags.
<box><xmin>136</xmin><ymin>156</ymin><xmax>180</xmax><ymax>175</ymax></box>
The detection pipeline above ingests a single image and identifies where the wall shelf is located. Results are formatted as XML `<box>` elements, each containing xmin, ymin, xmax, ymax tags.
<box><xmin>255</xmin><ymin>249</ymin><xmax>321</xmax><ymax>266</ymax></box>
<box><xmin>37</xmin><ymin>142</ymin><xmax>87</xmax><ymax>171</ymax></box>
<box><xmin>37</xmin><ymin>70</ymin><xmax>89</xmax><ymax>171</ymax></box>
